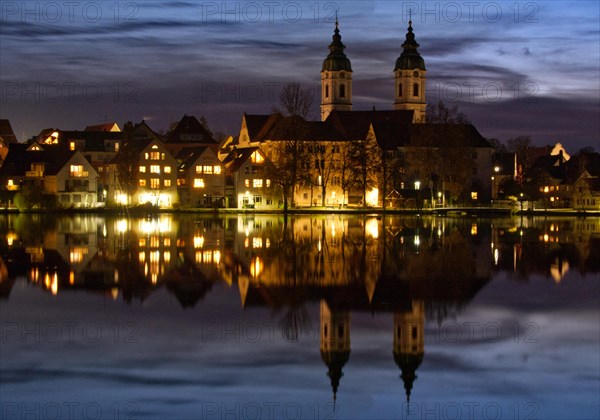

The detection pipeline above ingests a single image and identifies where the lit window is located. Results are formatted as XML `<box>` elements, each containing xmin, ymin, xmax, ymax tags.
<box><xmin>70</xmin><ymin>165</ymin><xmax>85</xmax><ymax>177</ymax></box>
<box><xmin>152</xmin><ymin>145</ymin><xmax>158</xmax><ymax>149</ymax></box>
<box><xmin>203</xmin><ymin>165</ymin><xmax>213</xmax><ymax>174</ymax></box>
<box><xmin>196</xmin><ymin>165</ymin><xmax>202</xmax><ymax>174</ymax></box>
<box><xmin>245</xmin><ymin>179</ymin><xmax>250</xmax><ymax>188</ymax></box>
<box><xmin>471</xmin><ymin>192</ymin><xmax>478</xmax><ymax>200</ymax></box>
<box><xmin>150</xmin><ymin>165</ymin><xmax>160</xmax><ymax>174</ymax></box>
<box><xmin>139</xmin><ymin>179</ymin><xmax>146</xmax><ymax>187</ymax></box>
<box><xmin>115</xmin><ymin>142</ymin><xmax>120</xmax><ymax>152</ymax></box>
<box><xmin>266</xmin><ymin>179</ymin><xmax>271</xmax><ymax>188</ymax></box>
<box><xmin>164</xmin><ymin>179</ymin><xmax>171</xmax><ymax>187</ymax></box>
<box><xmin>164</xmin><ymin>166</ymin><xmax>171</xmax><ymax>174</ymax></box>
<box><xmin>139</xmin><ymin>166</ymin><xmax>146</xmax><ymax>173</ymax></box>
<box><xmin>194</xmin><ymin>178</ymin><xmax>205</xmax><ymax>188</ymax></box>
<box><xmin>144</xmin><ymin>153</ymin><xmax>149</xmax><ymax>160</ymax></box>
<box><xmin>150</xmin><ymin>178</ymin><xmax>160</xmax><ymax>189</ymax></box>
<box><xmin>150</xmin><ymin>152</ymin><xmax>160</xmax><ymax>160</ymax></box>
<box><xmin>214</xmin><ymin>166</ymin><xmax>221</xmax><ymax>174</ymax></box>
<box><xmin>69</xmin><ymin>141</ymin><xmax>76</xmax><ymax>151</ymax></box>
<box><xmin>7</xmin><ymin>179</ymin><xmax>13</xmax><ymax>186</ymax></box>
<box><xmin>253</xmin><ymin>179</ymin><xmax>263</xmax><ymax>188</ymax></box>
<box><xmin>161</xmin><ymin>153</ymin><xmax>165</xmax><ymax>160</ymax></box>
<box><xmin>251</xmin><ymin>151</ymin><xmax>264</xmax><ymax>163</ymax></box>
<box><xmin>177</xmin><ymin>179</ymin><xmax>186</xmax><ymax>186</ymax></box>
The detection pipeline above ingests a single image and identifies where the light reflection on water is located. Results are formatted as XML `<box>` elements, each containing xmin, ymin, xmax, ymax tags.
<box><xmin>0</xmin><ymin>214</ymin><xmax>598</xmax><ymax>419</ymax></box>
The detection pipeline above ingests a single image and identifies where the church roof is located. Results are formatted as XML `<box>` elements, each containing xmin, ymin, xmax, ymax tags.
<box><xmin>394</xmin><ymin>20</ymin><xmax>426</xmax><ymax>71</ymax></box>
<box><xmin>322</xmin><ymin>20</ymin><xmax>352</xmax><ymax>72</ymax></box>
<box><xmin>407</xmin><ymin>124</ymin><xmax>492</xmax><ymax>148</ymax></box>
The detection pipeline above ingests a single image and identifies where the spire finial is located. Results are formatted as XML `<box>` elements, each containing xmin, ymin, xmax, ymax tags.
<box><xmin>408</xmin><ymin>8</ymin><xmax>413</xmax><ymax>25</ymax></box>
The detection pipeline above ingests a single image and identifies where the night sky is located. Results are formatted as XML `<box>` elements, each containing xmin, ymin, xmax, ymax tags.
<box><xmin>1</xmin><ymin>1</ymin><xmax>598</xmax><ymax>151</ymax></box>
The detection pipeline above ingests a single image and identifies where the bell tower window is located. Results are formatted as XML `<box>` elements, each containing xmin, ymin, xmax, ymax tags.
<box><xmin>325</xmin><ymin>85</ymin><xmax>329</xmax><ymax>98</ymax></box>
<box><xmin>398</xmin><ymin>83</ymin><xmax>403</xmax><ymax>98</ymax></box>
<box><xmin>413</xmin><ymin>83</ymin><xmax>419</xmax><ymax>97</ymax></box>
<box><xmin>340</xmin><ymin>84</ymin><xmax>346</xmax><ymax>98</ymax></box>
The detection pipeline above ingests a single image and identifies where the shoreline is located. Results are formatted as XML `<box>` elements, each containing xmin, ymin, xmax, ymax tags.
<box><xmin>1</xmin><ymin>207</ymin><xmax>598</xmax><ymax>217</ymax></box>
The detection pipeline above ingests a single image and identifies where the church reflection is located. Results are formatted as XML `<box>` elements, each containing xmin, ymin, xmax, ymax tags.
<box><xmin>0</xmin><ymin>213</ymin><xmax>598</xmax><ymax>401</ymax></box>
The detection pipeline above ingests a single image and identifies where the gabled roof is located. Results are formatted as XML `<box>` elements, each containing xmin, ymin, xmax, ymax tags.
<box><xmin>407</xmin><ymin>124</ymin><xmax>492</xmax><ymax>148</ymax></box>
<box><xmin>327</xmin><ymin>110</ymin><xmax>414</xmax><ymax>141</ymax></box>
<box><xmin>176</xmin><ymin>146</ymin><xmax>214</xmax><ymax>169</ymax></box>
<box><xmin>85</xmin><ymin>122</ymin><xmax>120</xmax><ymax>132</ymax></box>
<box><xmin>243</xmin><ymin>113</ymin><xmax>284</xmax><ymax>142</ymax></box>
<box><xmin>0</xmin><ymin>119</ymin><xmax>18</xmax><ymax>144</ymax></box>
<box><xmin>259</xmin><ymin>116</ymin><xmax>342</xmax><ymax>142</ymax></box>
<box><xmin>58</xmin><ymin>130</ymin><xmax>123</xmax><ymax>152</ymax></box>
<box><xmin>223</xmin><ymin>147</ymin><xmax>262</xmax><ymax>172</ymax></box>
<box><xmin>166</xmin><ymin>115</ymin><xmax>216</xmax><ymax>144</ymax></box>
<box><xmin>0</xmin><ymin>143</ymin><xmax>80</xmax><ymax>177</ymax></box>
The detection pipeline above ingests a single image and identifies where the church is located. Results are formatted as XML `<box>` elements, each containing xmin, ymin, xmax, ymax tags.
<box><xmin>228</xmin><ymin>18</ymin><xmax>494</xmax><ymax>209</ymax></box>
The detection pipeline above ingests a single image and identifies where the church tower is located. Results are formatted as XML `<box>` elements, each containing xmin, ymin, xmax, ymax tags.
<box><xmin>393</xmin><ymin>300</ymin><xmax>425</xmax><ymax>403</ymax></box>
<box><xmin>321</xmin><ymin>19</ymin><xmax>353</xmax><ymax>121</ymax></box>
<box><xmin>320</xmin><ymin>300</ymin><xmax>351</xmax><ymax>404</ymax></box>
<box><xmin>394</xmin><ymin>19</ymin><xmax>427</xmax><ymax>123</ymax></box>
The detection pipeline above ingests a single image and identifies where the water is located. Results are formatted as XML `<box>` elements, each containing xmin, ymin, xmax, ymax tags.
<box><xmin>1</xmin><ymin>214</ymin><xmax>598</xmax><ymax>420</ymax></box>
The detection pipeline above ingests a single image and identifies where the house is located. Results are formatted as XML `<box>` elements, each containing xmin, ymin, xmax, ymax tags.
<box><xmin>222</xmin><ymin>147</ymin><xmax>279</xmax><ymax>209</ymax></box>
<box><xmin>176</xmin><ymin>147</ymin><xmax>225</xmax><ymax>207</ymax></box>
<box><xmin>564</xmin><ymin>152</ymin><xmax>600</xmax><ymax>210</ymax></box>
<box><xmin>0</xmin><ymin>119</ymin><xmax>18</xmax><ymax>164</ymax></box>
<box><xmin>0</xmin><ymin>142</ymin><xmax>101</xmax><ymax>208</ymax></box>
<box><xmin>132</xmin><ymin>139</ymin><xmax>179</xmax><ymax>208</ymax></box>
<box><xmin>164</xmin><ymin>115</ymin><xmax>218</xmax><ymax>156</ymax></box>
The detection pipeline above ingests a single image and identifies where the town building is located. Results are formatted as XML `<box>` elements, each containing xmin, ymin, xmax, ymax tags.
<box><xmin>227</xmin><ymin>19</ymin><xmax>494</xmax><ymax>207</ymax></box>
<box><xmin>0</xmin><ymin>142</ymin><xmax>101</xmax><ymax>208</ymax></box>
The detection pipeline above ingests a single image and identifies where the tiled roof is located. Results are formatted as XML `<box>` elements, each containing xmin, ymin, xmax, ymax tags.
<box><xmin>0</xmin><ymin>143</ymin><xmax>77</xmax><ymax>176</ymax></box>
<box><xmin>223</xmin><ymin>147</ymin><xmax>260</xmax><ymax>172</ymax></box>
<box><xmin>166</xmin><ymin>115</ymin><xmax>217</xmax><ymax>144</ymax></box>
<box><xmin>408</xmin><ymin>124</ymin><xmax>493</xmax><ymax>148</ymax></box>
<box><xmin>85</xmin><ymin>122</ymin><xmax>120</xmax><ymax>132</ymax></box>
<box><xmin>0</xmin><ymin>119</ymin><xmax>18</xmax><ymax>144</ymax></box>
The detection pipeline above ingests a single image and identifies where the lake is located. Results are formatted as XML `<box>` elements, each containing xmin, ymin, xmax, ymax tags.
<box><xmin>1</xmin><ymin>213</ymin><xmax>598</xmax><ymax>419</ymax></box>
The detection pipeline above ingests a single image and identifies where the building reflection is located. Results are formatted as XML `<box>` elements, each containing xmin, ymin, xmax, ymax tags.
<box><xmin>0</xmin><ymin>213</ymin><xmax>598</xmax><ymax>401</ymax></box>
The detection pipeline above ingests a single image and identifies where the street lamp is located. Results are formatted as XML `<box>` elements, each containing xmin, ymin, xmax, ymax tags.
<box><xmin>414</xmin><ymin>181</ymin><xmax>421</xmax><ymax>209</ymax></box>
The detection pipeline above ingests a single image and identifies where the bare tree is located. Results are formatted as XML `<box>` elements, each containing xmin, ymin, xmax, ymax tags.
<box><xmin>270</xmin><ymin>83</ymin><xmax>315</xmax><ymax>210</ymax></box>
<box><xmin>279</xmin><ymin>83</ymin><xmax>314</xmax><ymax>118</ymax></box>
<box><xmin>426</xmin><ymin>100</ymin><xmax>471</xmax><ymax>124</ymax></box>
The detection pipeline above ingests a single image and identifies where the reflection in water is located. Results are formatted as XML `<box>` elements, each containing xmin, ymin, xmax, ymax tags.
<box><xmin>0</xmin><ymin>214</ymin><xmax>598</xmax><ymax>416</ymax></box>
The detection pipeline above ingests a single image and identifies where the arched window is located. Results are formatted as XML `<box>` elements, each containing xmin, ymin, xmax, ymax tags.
<box><xmin>340</xmin><ymin>83</ymin><xmax>346</xmax><ymax>98</ymax></box>
<box><xmin>325</xmin><ymin>85</ymin><xmax>329</xmax><ymax>98</ymax></box>
<box><xmin>398</xmin><ymin>83</ymin><xmax>403</xmax><ymax>98</ymax></box>
<box><xmin>413</xmin><ymin>83</ymin><xmax>419</xmax><ymax>97</ymax></box>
